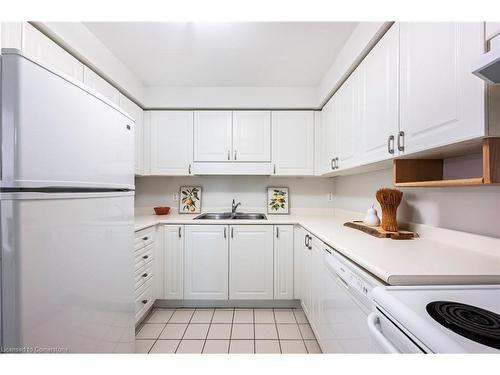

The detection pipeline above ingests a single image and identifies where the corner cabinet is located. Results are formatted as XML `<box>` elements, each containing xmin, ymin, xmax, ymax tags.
<box><xmin>229</xmin><ymin>225</ymin><xmax>274</xmax><ymax>300</ymax></box>
<box><xmin>163</xmin><ymin>225</ymin><xmax>184</xmax><ymax>300</ymax></box>
<box><xmin>274</xmin><ymin>225</ymin><xmax>294</xmax><ymax>300</ymax></box>
<box><xmin>271</xmin><ymin>111</ymin><xmax>314</xmax><ymax>175</ymax></box>
<box><xmin>147</xmin><ymin>111</ymin><xmax>194</xmax><ymax>175</ymax></box>
<box><xmin>184</xmin><ymin>225</ymin><xmax>229</xmax><ymax>300</ymax></box>
<box><xmin>399</xmin><ymin>22</ymin><xmax>485</xmax><ymax>154</ymax></box>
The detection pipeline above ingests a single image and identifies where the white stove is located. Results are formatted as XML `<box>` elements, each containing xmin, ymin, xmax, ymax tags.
<box><xmin>368</xmin><ymin>286</ymin><xmax>500</xmax><ymax>353</ymax></box>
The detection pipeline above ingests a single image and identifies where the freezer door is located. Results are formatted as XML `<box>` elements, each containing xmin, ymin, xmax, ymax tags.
<box><xmin>1</xmin><ymin>191</ymin><xmax>134</xmax><ymax>353</ymax></box>
<box><xmin>1</xmin><ymin>50</ymin><xmax>134</xmax><ymax>189</ymax></box>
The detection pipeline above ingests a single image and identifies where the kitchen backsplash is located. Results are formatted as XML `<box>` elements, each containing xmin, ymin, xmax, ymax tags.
<box><xmin>135</xmin><ymin>176</ymin><xmax>335</xmax><ymax>213</ymax></box>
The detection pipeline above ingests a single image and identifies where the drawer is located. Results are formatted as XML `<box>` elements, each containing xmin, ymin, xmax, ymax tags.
<box><xmin>135</xmin><ymin>262</ymin><xmax>153</xmax><ymax>291</ymax></box>
<box><xmin>134</xmin><ymin>244</ymin><xmax>154</xmax><ymax>271</ymax></box>
<box><xmin>135</xmin><ymin>279</ymin><xmax>154</xmax><ymax>321</ymax></box>
<box><xmin>135</xmin><ymin>227</ymin><xmax>155</xmax><ymax>251</ymax></box>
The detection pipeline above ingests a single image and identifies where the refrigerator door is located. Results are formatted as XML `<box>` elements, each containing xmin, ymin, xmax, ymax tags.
<box><xmin>1</xmin><ymin>49</ymin><xmax>134</xmax><ymax>190</ymax></box>
<box><xmin>1</xmin><ymin>191</ymin><xmax>134</xmax><ymax>353</ymax></box>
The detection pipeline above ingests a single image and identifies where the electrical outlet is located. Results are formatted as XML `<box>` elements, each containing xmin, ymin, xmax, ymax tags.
<box><xmin>327</xmin><ymin>192</ymin><xmax>333</xmax><ymax>202</ymax></box>
<box><xmin>173</xmin><ymin>192</ymin><xmax>179</xmax><ymax>202</ymax></box>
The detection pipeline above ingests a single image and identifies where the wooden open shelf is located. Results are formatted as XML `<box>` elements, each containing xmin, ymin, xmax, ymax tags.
<box><xmin>393</xmin><ymin>138</ymin><xmax>500</xmax><ymax>187</ymax></box>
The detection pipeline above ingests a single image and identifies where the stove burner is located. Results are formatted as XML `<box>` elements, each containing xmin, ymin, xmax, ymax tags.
<box><xmin>426</xmin><ymin>301</ymin><xmax>500</xmax><ymax>350</ymax></box>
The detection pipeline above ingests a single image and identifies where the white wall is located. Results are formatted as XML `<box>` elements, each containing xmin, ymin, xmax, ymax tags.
<box><xmin>135</xmin><ymin>176</ymin><xmax>335</xmax><ymax>213</ymax></box>
<box><xmin>145</xmin><ymin>86</ymin><xmax>318</xmax><ymax>109</ymax></box>
<box><xmin>333</xmin><ymin>168</ymin><xmax>500</xmax><ymax>238</ymax></box>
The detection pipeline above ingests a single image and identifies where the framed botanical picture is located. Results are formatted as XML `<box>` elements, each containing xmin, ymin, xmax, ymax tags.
<box><xmin>267</xmin><ymin>187</ymin><xmax>289</xmax><ymax>214</ymax></box>
<box><xmin>179</xmin><ymin>186</ymin><xmax>202</xmax><ymax>214</ymax></box>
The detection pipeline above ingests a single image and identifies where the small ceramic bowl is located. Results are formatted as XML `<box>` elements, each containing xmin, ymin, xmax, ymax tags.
<box><xmin>153</xmin><ymin>207</ymin><xmax>170</xmax><ymax>215</ymax></box>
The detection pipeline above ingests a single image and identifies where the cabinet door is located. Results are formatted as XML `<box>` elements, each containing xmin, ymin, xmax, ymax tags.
<box><xmin>229</xmin><ymin>225</ymin><xmax>274</xmax><ymax>300</ymax></box>
<box><xmin>184</xmin><ymin>225</ymin><xmax>228</xmax><ymax>300</ymax></box>
<box><xmin>22</xmin><ymin>23</ymin><xmax>84</xmax><ymax>81</ymax></box>
<box><xmin>271</xmin><ymin>111</ymin><xmax>314</xmax><ymax>175</ymax></box>
<box><xmin>400</xmin><ymin>22</ymin><xmax>485</xmax><ymax>154</ymax></box>
<box><xmin>163</xmin><ymin>225</ymin><xmax>184</xmax><ymax>300</ymax></box>
<box><xmin>232</xmin><ymin>111</ymin><xmax>271</xmax><ymax>162</ymax></box>
<box><xmin>360</xmin><ymin>24</ymin><xmax>399</xmax><ymax>163</ymax></box>
<box><xmin>309</xmin><ymin>236</ymin><xmax>324</xmax><ymax>341</ymax></box>
<box><xmin>83</xmin><ymin>66</ymin><xmax>120</xmax><ymax>105</ymax></box>
<box><xmin>320</xmin><ymin>97</ymin><xmax>338</xmax><ymax>174</ymax></box>
<box><xmin>301</xmin><ymin>232</ymin><xmax>313</xmax><ymax>318</ymax></box>
<box><xmin>274</xmin><ymin>225</ymin><xmax>294</xmax><ymax>300</ymax></box>
<box><xmin>194</xmin><ymin>111</ymin><xmax>232</xmax><ymax>161</ymax></box>
<box><xmin>336</xmin><ymin>71</ymin><xmax>360</xmax><ymax>170</ymax></box>
<box><xmin>149</xmin><ymin>111</ymin><xmax>194</xmax><ymax>175</ymax></box>
<box><xmin>119</xmin><ymin>94</ymin><xmax>144</xmax><ymax>175</ymax></box>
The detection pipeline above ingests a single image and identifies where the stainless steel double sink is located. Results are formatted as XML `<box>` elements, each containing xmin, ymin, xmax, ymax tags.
<box><xmin>194</xmin><ymin>212</ymin><xmax>267</xmax><ymax>220</ymax></box>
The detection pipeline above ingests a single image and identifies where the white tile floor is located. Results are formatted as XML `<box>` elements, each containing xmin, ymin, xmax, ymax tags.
<box><xmin>135</xmin><ymin>307</ymin><xmax>322</xmax><ymax>354</ymax></box>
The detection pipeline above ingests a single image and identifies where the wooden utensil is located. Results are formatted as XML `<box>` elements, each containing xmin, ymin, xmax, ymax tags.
<box><xmin>376</xmin><ymin>188</ymin><xmax>403</xmax><ymax>232</ymax></box>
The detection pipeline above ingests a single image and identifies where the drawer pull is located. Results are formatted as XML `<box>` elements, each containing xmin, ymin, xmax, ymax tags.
<box><xmin>142</xmin><ymin>299</ymin><xmax>148</xmax><ymax>304</ymax></box>
<box><xmin>142</xmin><ymin>236</ymin><xmax>149</xmax><ymax>241</ymax></box>
<box><xmin>142</xmin><ymin>273</ymin><xmax>148</xmax><ymax>278</ymax></box>
<box><xmin>142</xmin><ymin>255</ymin><xmax>149</xmax><ymax>259</ymax></box>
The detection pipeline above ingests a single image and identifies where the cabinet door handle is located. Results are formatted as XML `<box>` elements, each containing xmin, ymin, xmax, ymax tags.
<box><xmin>273</xmin><ymin>164</ymin><xmax>276</xmax><ymax>175</ymax></box>
<box><xmin>331</xmin><ymin>158</ymin><xmax>335</xmax><ymax>170</ymax></box>
<box><xmin>227</xmin><ymin>150</ymin><xmax>230</xmax><ymax>160</ymax></box>
<box><xmin>276</xmin><ymin>227</ymin><xmax>279</xmax><ymax>238</ymax></box>
<box><xmin>335</xmin><ymin>157</ymin><xmax>339</xmax><ymax>170</ymax></box>
<box><xmin>397</xmin><ymin>131</ymin><xmax>405</xmax><ymax>152</ymax></box>
<box><xmin>178</xmin><ymin>226</ymin><xmax>182</xmax><ymax>238</ymax></box>
<box><xmin>234</xmin><ymin>150</ymin><xmax>237</xmax><ymax>160</ymax></box>
<box><xmin>224</xmin><ymin>227</ymin><xmax>227</xmax><ymax>238</ymax></box>
<box><xmin>231</xmin><ymin>227</ymin><xmax>234</xmax><ymax>238</ymax></box>
<box><xmin>387</xmin><ymin>135</ymin><xmax>395</xmax><ymax>154</ymax></box>
<box><xmin>304</xmin><ymin>235</ymin><xmax>309</xmax><ymax>248</ymax></box>
<box><xmin>142</xmin><ymin>236</ymin><xmax>148</xmax><ymax>241</ymax></box>
<box><xmin>142</xmin><ymin>299</ymin><xmax>148</xmax><ymax>304</ymax></box>
<box><xmin>142</xmin><ymin>273</ymin><xmax>148</xmax><ymax>278</ymax></box>
<box><xmin>142</xmin><ymin>255</ymin><xmax>149</xmax><ymax>259</ymax></box>
<box><xmin>188</xmin><ymin>164</ymin><xmax>192</xmax><ymax>174</ymax></box>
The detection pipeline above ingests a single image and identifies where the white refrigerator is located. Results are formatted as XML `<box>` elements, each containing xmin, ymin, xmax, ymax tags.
<box><xmin>1</xmin><ymin>49</ymin><xmax>135</xmax><ymax>353</ymax></box>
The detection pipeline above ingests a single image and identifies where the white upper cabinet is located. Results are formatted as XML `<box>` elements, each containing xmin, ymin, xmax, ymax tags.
<box><xmin>232</xmin><ymin>111</ymin><xmax>271</xmax><ymax>162</ymax></box>
<box><xmin>271</xmin><ymin>111</ymin><xmax>314</xmax><ymax>175</ymax></box>
<box><xmin>336</xmin><ymin>70</ymin><xmax>361</xmax><ymax>170</ymax></box>
<box><xmin>274</xmin><ymin>225</ymin><xmax>294</xmax><ymax>300</ymax></box>
<box><xmin>359</xmin><ymin>23</ymin><xmax>399</xmax><ymax>163</ymax></box>
<box><xmin>149</xmin><ymin>111</ymin><xmax>194</xmax><ymax>175</ymax></box>
<box><xmin>83</xmin><ymin>66</ymin><xmax>120</xmax><ymax>105</ymax></box>
<box><xmin>486</xmin><ymin>22</ymin><xmax>500</xmax><ymax>41</ymax></box>
<box><xmin>163</xmin><ymin>225</ymin><xmax>184</xmax><ymax>300</ymax></box>
<box><xmin>229</xmin><ymin>225</ymin><xmax>274</xmax><ymax>300</ymax></box>
<box><xmin>399</xmin><ymin>22</ymin><xmax>485</xmax><ymax>154</ymax></box>
<box><xmin>184</xmin><ymin>225</ymin><xmax>229</xmax><ymax>300</ymax></box>
<box><xmin>22</xmin><ymin>23</ymin><xmax>84</xmax><ymax>82</ymax></box>
<box><xmin>119</xmin><ymin>95</ymin><xmax>143</xmax><ymax>175</ymax></box>
<box><xmin>319</xmin><ymin>97</ymin><xmax>338</xmax><ymax>174</ymax></box>
<box><xmin>194</xmin><ymin>111</ymin><xmax>232</xmax><ymax>162</ymax></box>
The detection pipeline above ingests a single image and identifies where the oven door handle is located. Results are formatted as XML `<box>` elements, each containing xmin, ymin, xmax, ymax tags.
<box><xmin>367</xmin><ymin>312</ymin><xmax>399</xmax><ymax>353</ymax></box>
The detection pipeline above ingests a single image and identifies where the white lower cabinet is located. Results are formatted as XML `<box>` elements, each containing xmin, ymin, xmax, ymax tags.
<box><xmin>163</xmin><ymin>225</ymin><xmax>184</xmax><ymax>299</ymax></box>
<box><xmin>184</xmin><ymin>225</ymin><xmax>229</xmax><ymax>300</ymax></box>
<box><xmin>274</xmin><ymin>225</ymin><xmax>294</xmax><ymax>300</ymax></box>
<box><xmin>134</xmin><ymin>227</ymin><xmax>156</xmax><ymax>323</ymax></box>
<box><xmin>229</xmin><ymin>225</ymin><xmax>274</xmax><ymax>300</ymax></box>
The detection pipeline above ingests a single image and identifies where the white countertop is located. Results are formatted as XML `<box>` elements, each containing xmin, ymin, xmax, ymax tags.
<box><xmin>135</xmin><ymin>212</ymin><xmax>500</xmax><ymax>286</ymax></box>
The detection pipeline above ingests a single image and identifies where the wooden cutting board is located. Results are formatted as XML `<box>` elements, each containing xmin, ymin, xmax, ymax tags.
<box><xmin>344</xmin><ymin>221</ymin><xmax>418</xmax><ymax>240</ymax></box>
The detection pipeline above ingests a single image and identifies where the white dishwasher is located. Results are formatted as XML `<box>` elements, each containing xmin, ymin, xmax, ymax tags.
<box><xmin>320</xmin><ymin>246</ymin><xmax>383</xmax><ymax>353</ymax></box>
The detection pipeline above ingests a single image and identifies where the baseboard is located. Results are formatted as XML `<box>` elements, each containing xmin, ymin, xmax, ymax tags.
<box><xmin>154</xmin><ymin>299</ymin><xmax>301</xmax><ymax>309</ymax></box>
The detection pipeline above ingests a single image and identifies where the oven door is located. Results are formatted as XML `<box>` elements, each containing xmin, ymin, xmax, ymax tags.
<box><xmin>367</xmin><ymin>309</ymin><xmax>428</xmax><ymax>353</ymax></box>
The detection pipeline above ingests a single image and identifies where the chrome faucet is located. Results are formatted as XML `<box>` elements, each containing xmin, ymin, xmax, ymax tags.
<box><xmin>231</xmin><ymin>199</ymin><xmax>241</xmax><ymax>214</ymax></box>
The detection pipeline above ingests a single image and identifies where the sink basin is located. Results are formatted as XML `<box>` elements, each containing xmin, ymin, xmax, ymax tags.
<box><xmin>194</xmin><ymin>212</ymin><xmax>267</xmax><ymax>220</ymax></box>
<box><xmin>232</xmin><ymin>213</ymin><xmax>267</xmax><ymax>220</ymax></box>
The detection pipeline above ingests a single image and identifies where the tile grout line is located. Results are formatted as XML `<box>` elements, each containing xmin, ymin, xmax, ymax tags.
<box><xmin>174</xmin><ymin>308</ymin><xmax>193</xmax><ymax>354</ymax></box>
<box><xmin>273</xmin><ymin>309</ymin><xmax>283</xmax><ymax>354</ymax></box>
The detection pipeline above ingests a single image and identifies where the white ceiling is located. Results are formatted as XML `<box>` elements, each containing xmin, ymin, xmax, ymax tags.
<box><xmin>84</xmin><ymin>22</ymin><xmax>357</xmax><ymax>87</ymax></box>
